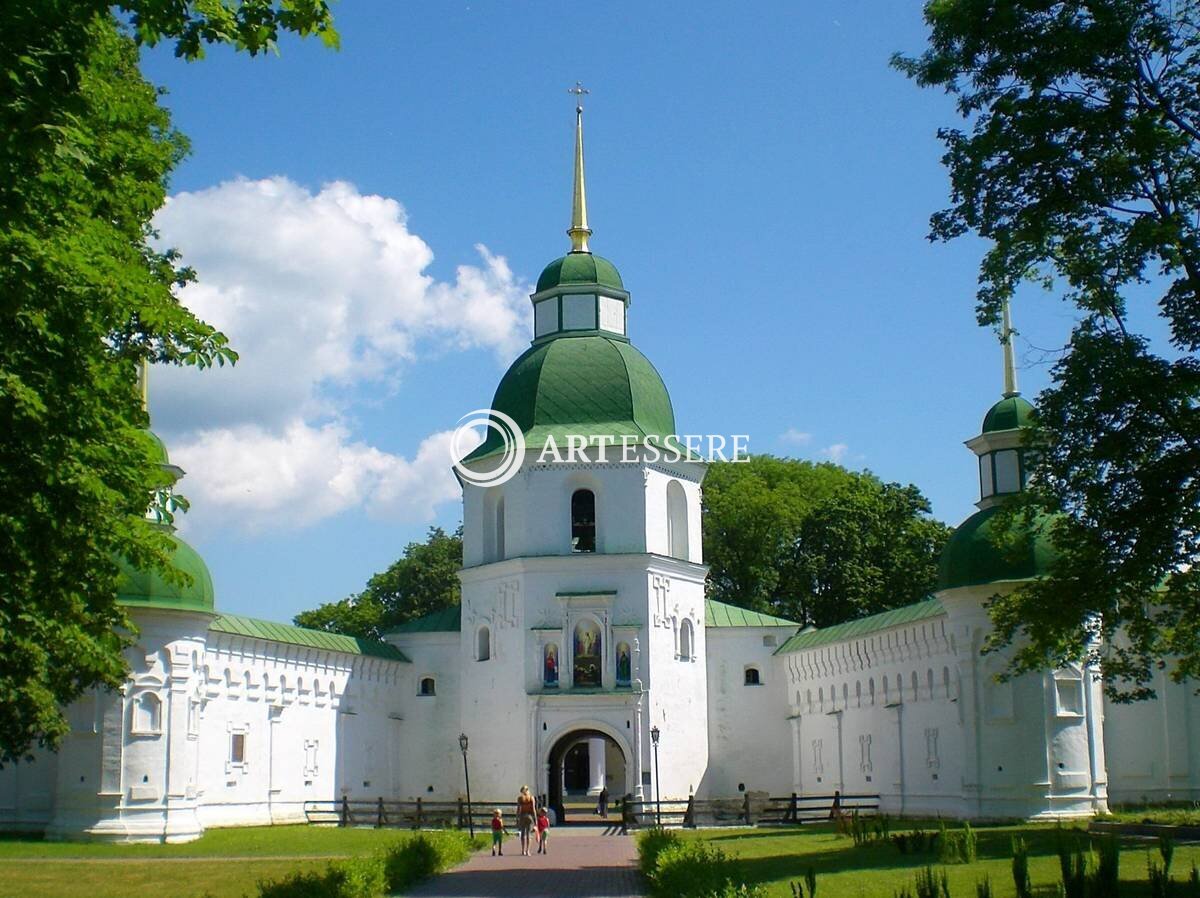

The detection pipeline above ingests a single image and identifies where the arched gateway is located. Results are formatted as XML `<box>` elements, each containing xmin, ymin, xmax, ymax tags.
<box><xmin>543</xmin><ymin>726</ymin><xmax>631</xmax><ymax>824</ymax></box>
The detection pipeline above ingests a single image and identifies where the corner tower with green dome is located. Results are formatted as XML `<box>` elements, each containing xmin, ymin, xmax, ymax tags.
<box><xmin>937</xmin><ymin>300</ymin><xmax>1054</xmax><ymax>592</ymax></box>
<box><xmin>451</xmin><ymin>91</ymin><xmax>710</xmax><ymax>816</ymax></box>
<box><xmin>930</xmin><ymin>304</ymin><xmax>1107</xmax><ymax>819</ymax></box>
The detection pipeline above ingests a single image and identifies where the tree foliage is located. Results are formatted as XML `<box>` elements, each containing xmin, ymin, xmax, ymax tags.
<box><xmin>294</xmin><ymin>527</ymin><xmax>464</xmax><ymax>641</ymax></box>
<box><xmin>0</xmin><ymin>1</ymin><xmax>335</xmax><ymax>762</ymax></box>
<box><xmin>702</xmin><ymin>456</ymin><xmax>951</xmax><ymax>627</ymax></box>
<box><xmin>895</xmin><ymin>0</ymin><xmax>1200</xmax><ymax>697</ymax></box>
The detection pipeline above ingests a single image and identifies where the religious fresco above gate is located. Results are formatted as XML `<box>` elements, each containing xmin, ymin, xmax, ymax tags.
<box><xmin>573</xmin><ymin>620</ymin><xmax>602</xmax><ymax>687</ymax></box>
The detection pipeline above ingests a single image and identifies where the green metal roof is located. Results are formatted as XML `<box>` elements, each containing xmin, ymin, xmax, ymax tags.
<box><xmin>536</xmin><ymin>252</ymin><xmax>624</xmax><ymax>294</ymax></box>
<box><xmin>464</xmin><ymin>334</ymin><xmax>675</xmax><ymax>462</ymax></box>
<box><xmin>210</xmin><ymin>614</ymin><xmax>410</xmax><ymax>661</ymax></box>
<box><xmin>387</xmin><ymin>605</ymin><xmax>463</xmax><ymax>634</ymax></box>
<box><xmin>143</xmin><ymin>429</ymin><xmax>170</xmax><ymax>466</ymax></box>
<box><xmin>982</xmin><ymin>395</ymin><xmax>1035</xmax><ymax>433</ymax></box>
<box><xmin>117</xmin><ymin>529</ymin><xmax>215</xmax><ymax>614</ymax></box>
<box><xmin>704</xmin><ymin>599</ymin><xmax>801</xmax><ymax>629</ymax></box>
<box><xmin>937</xmin><ymin>505</ymin><xmax>1057</xmax><ymax>591</ymax></box>
<box><xmin>775</xmin><ymin>598</ymin><xmax>945</xmax><ymax>654</ymax></box>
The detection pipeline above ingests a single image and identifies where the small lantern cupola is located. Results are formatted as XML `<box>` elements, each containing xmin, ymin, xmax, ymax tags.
<box><xmin>530</xmin><ymin>86</ymin><xmax>631</xmax><ymax>344</ymax></box>
<box><xmin>966</xmin><ymin>300</ymin><xmax>1036</xmax><ymax>508</ymax></box>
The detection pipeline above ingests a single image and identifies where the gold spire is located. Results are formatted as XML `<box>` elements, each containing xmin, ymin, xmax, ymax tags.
<box><xmin>137</xmin><ymin>357</ymin><xmax>150</xmax><ymax>413</ymax></box>
<box><xmin>567</xmin><ymin>81</ymin><xmax>591</xmax><ymax>253</ymax></box>
<box><xmin>1001</xmin><ymin>298</ymin><xmax>1019</xmax><ymax>397</ymax></box>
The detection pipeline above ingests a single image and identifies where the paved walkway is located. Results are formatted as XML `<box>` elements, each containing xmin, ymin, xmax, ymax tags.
<box><xmin>407</xmin><ymin>827</ymin><xmax>644</xmax><ymax>898</ymax></box>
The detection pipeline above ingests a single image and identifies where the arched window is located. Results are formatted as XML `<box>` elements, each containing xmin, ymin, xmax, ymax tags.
<box><xmin>744</xmin><ymin>667</ymin><xmax>761</xmax><ymax>686</ymax></box>
<box><xmin>679</xmin><ymin>619</ymin><xmax>694</xmax><ymax>661</ymax></box>
<box><xmin>571</xmin><ymin>489</ymin><xmax>596</xmax><ymax>553</ymax></box>
<box><xmin>882</xmin><ymin>677</ymin><xmax>889</xmax><ymax>704</ymax></box>
<box><xmin>477</xmin><ymin>626</ymin><xmax>491</xmax><ymax>662</ymax></box>
<box><xmin>896</xmin><ymin>674</ymin><xmax>903</xmax><ymax>703</ymax></box>
<box><xmin>806</xmin><ymin>689</ymin><xmax>813</xmax><ymax>711</ymax></box>
<box><xmin>855</xmin><ymin>680</ymin><xmax>862</xmax><ymax>706</ymax></box>
<box><xmin>543</xmin><ymin>644</ymin><xmax>559</xmax><ymax>687</ymax></box>
<box><xmin>615</xmin><ymin>642</ymin><xmax>632</xmax><ymax>686</ymax></box>
<box><xmin>911</xmin><ymin>671</ymin><xmax>919</xmax><ymax>701</ymax></box>
<box><xmin>818</xmin><ymin>686</ymin><xmax>824</xmax><ymax>709</ymax></box>
<box><xmin>943</xmin><ymin>666</ymin><xmax>952</xmax><ymax>699</ymax></box>
<box><xmin>132</xmin><ymin>692</ymin><xmax>161</xmax><ymax>734</ymax></box>
<box><xmin>495</xmin><ymin>497</ymin><xmax>506</xmax><ymax>561</ymax></box>
<box><xmin>868</xmin><ymin>678</ymin><xmax>876</xmax><ymax>705</ymax></box>
<box><xmin>666</xmin><ymin>480</ymin><xmax>689</xmax><ymax>560</ymax></box>
<box><xmin>927</xmin><ymin>668</ymin><xmax>935</xmax><ymax>698</ymax></box>
<box><xmin>842</xmin><ymin>683</ymin><xmax>849</xmax><ymax>705</ymax></box>
<box><xmin>418</xmin><ymin>677</ymin><xmax>436</xmax><ymax>696</ymax></box>
<box><xmin>573</xmin><ymin>620</ymin><xmax>602</xmax><ymax>687</ymax></box>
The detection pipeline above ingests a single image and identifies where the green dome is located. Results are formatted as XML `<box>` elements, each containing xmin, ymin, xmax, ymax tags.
<box><xmin>536</xmin><ymin>252</ymin><xmax>624</xmax><ymax>294</ymax></box>
<box><xmin>116</xmin><ymin>529</ymin><xmax>215</xmax><ymax>613</ymax></box>
<box><xmin>982</xmin><ymin>395</ymin><xmax>1035</xmax><ymax>433</ymax></box>
<box><xmin>142</xmin><ymin>429</ymin><xmax>170</xmax><ymax>466</ymax></box>
<box><xmin>937</xmin><ymin>505</ymin><xmax>1057</xmax><ymax>591</ymax></box>
<box><xmin>466</xmin><ymin>334</ymin><xmax>675</xmax><ymax>461</ymax></box>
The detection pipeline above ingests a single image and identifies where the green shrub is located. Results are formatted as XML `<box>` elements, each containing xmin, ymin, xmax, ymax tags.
<box><xmin>937</xmin><ymin>822</ymin><xmax>977</xmax><ymax>865</ymax></box>
<box><xmin>652</xmin><ymin>839</ymin><xmax>737</xmax><ymax>898</ymax></box>
<box><xmin>1013</xmin><ymin>837</ymin><xmax>1032</xmax><ymax>898</ymax></box>
<box><xmin>382</xmin><ymin>831</ymin><xmax>476</xmax><ymax>892</ymax></box>
<box><xmin>256</xmin><ymin>830</ymin><xmax>478</xmax><ymax>898</ymax></box>
<box><xmin>258</xmin><ymin>868</ymin><xmax>341</xmax><ymax>898</ymax></box>
<box><xmin>1149</xmin><ymin>857</ymin><xmax>1169</xmax><ymax>898</ymax></box>
<box><xmin>337</xmin><ymin>856</ymin><xmax>386</xmax><ymax>898</ymax></box>
<box><xmin>1161</xmin><ymin>837</ymin><xmax>1176</xmax><ymax>877</ymax></box>
<box><xmin>963</xmin><ymin>822</ymin><xmax>978</xmax><ymax>864</ymax></box>
<box><xmin>914</xmin><ymin>865</ymin><xmax>950</xmax><ymax>898</ymax></box>
<box><xmin>702</xmin><ymin>885</ymin><xmax>766</xmax><ymax>898</ymax></box>
<box><xmin>1093</xmin><ymin>832</ymin><xmax>1120</xmax><ymax>898</ymax></box>
<box><xmin>638</xmin><ymin>827</ymin><xmax>683</xmax><ymax>877</ymax></box>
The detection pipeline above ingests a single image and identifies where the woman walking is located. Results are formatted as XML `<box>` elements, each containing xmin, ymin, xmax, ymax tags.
<box><xmin>516</xmin><ymin>785</ymin><xmax>536</xmax><ymax>856</ymax></box>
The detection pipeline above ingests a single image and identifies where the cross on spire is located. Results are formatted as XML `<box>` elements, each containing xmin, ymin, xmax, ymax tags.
<box><xmin>567</xmin><ymin>82</ymin><xmax>591</xmax><ymax>252</ymax></box>
<box><xmin>568</xmin><ymin>80</ymin><xmax>589</xmax><ymax>112</ymax></box>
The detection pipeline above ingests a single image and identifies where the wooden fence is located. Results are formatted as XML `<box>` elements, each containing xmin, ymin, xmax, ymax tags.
<box><xmin>305</xmin><ymin>791</ymin><xmax>879</xmax><ymax>831</ymax></box>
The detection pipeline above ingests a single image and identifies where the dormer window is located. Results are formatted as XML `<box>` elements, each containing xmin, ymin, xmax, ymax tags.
<box><xmin>571</xmin><ymin>489</ymin><xmax>596</xmax><ymax>553</ymax></box>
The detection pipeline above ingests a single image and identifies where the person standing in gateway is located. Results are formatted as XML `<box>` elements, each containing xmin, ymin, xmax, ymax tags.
<box><xmin>516</xmin><ymin>785</ymin><xmax>537</xmax><ymax>857</ymax></box>
<box><xmin>596</xmin><ymin>785</ymin><xmax>609</xmax><ymax>818</ymax></box>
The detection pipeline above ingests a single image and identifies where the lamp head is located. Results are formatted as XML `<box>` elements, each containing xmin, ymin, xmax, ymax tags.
<box><xmin>650</xmin><ymin>725</ymin><xmax>660</xmax><ymax>745</ymax></box>
<box><xmin>459</xmin><ymin>733</ymin><xmax>469</xmax><ymax>753</ymax></box>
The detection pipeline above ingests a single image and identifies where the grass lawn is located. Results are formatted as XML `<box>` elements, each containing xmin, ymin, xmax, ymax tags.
<box><xmin>0</xmin><ymin>825</ymin><xmax>443</xmax><ymax>898</ymax></box>
<box><xmin>1100</xmin><ymin>805</ymin><xmax>1200</xmax><ymax>828</ymax></box>
<box><xmin>682</xmin><ymin>822</ymin><xmax>1200</xmax><ymax>898</ymax></box>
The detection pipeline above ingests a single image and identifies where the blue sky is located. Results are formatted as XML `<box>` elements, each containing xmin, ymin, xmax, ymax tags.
<box><xmin>139</xmin><ymin>2</ymin><xmax>1086</xmax><ymax>624</ymax></box>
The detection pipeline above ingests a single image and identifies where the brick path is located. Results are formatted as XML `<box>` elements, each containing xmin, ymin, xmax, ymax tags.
<box><xmin>406</xmin><ymin>826</ymin><xmax>644</xmax><ymax>898</ymax></box>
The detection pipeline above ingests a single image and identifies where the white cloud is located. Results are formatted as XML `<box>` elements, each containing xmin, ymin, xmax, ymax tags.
<box><xmin>779</xmin><ymin>427</ymin><xmax>812</xmax><ymax>446</ymax></box>
<box><xmin>820</xmin><ymin>443</ymin><xmax>850</xmax><ymax>464</ymax></box>
<box><xmin>151</xmin><ymin>177</ymin><xmax>528</xmax><ymax>533</ymax></box>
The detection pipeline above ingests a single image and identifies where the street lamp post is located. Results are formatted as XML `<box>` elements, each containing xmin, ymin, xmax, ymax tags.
<box><xmin>458</xmin><ymin>733</ymin><xmax>474</xmax><ymax>838</ymax></box>
<box><xmin>649</xmin><ymin>725</ymin><xmax>661</xmax><ymax>827</ymax></box>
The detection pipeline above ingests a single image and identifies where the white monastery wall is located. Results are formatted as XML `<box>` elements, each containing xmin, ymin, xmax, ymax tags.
<box><xmin>704</xmin><ymin>626</ymin><xmax>794</xmax><ymax>797</ymax></box>
<box><xmin>385</xmin><ymin>631</ymin><xmax>464</xmax><ymax>800</ymax></box>
<box><xmin>1104</xmin><ymin>668</ymin><xmax>1200</xmax><ymax>803</ymax></box>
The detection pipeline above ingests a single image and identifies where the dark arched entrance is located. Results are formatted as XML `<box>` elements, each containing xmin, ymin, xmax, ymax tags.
<box><xmin>546</xmin><ymin>728</ymin><xmax>628</xmax><ymax>825</ymax></box>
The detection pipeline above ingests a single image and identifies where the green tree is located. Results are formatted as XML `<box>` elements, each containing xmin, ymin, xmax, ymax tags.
<box><xmin>0</xmin><ymin>1</ymin><xmax>335</xmax><ymax>763</ymax></box>
<box><xmin>702</xmin><ymin>456</ymin><xmax>950</xmax><ymax>626</ymax></box>
<box><xmin>895</xmin><ymin>0</ymin><xmax>1200</xmax><ymax>697</ymax></box>
<box><xmin>295</xmin><ymin>527</ymin><xmax>464</xmax><ymax>641</ymax></box>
